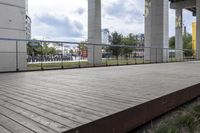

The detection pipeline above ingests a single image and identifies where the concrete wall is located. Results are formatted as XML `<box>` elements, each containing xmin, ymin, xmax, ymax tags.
<box><xmin>0</xmin><ymin>0</ymin><xmax>27</xmax><ymax>72</ymax></box>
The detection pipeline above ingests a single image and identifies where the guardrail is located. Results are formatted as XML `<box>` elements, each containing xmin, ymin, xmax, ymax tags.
<box><xmin>0</xmin><ymin>38</ymin><xmax>198</xmax><ymax>72</ymax></box>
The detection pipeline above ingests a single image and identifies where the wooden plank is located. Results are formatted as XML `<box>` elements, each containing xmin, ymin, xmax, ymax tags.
<box><xmin>2</xmin><ymin>79</ymin><xmax>134</xmax><ymax>109</ymax></box>
<box><xmin>0</xmin><ymin>125</ymin><xmax>14</xmax><ymax>133</ymax></box>
<box><xmin>1</xmin><ymin>78</ymin><xmax>146</xmax><ymax>104</ymax></box>
<box><xmin>0</xmin><ymin>106</ymin><xmax>58</xmax><ymax>133</ymax></box>
<box><xmin>0</xmin><ymin>90</ymin><xmax>101</xmax><ymax>121</ymax></box>
<box><xmin>0</xmin><ymin>98</ymin><xmax>77</xmax><ymax>132</ymax></box>
<box><xmin>7</xmin><ymin>78</ymin><xmax>140</xmax><ymax>106</ymax></box>
<box><xmin>0</xmin><ymin>62</ymin><xmax>200</xmax><ymax>133</ymax></box>
<box><xmin>0</xmin><ymin>89</ymin><xmax>105</xmax><ymax>119</ymax></box>
<box><xmin>65</xmin><ymin>83</ymin><xmax>200</xmax><ymax>133</ymax></box>
<box><xmin>0</xmin><ymin>112</ymin><xmax>34</xmax><ymax>133</ymax></box>
<box><xmin>0</xmin><ymin>87</ymin><xmax>108</xmax><ymax>117</ymax></box>
<box><xmin>0</xmin><ymin>94</ymin><xmax>90</xmax><ymax>124</ymax></box>
<box><xmin>0</xmin><ymin>83</ymin><xmax>120</xmax><ymax>114</ymax></box>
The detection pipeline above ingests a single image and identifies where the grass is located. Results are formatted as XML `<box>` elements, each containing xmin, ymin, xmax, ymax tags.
<box><xmin>27</xmin><ymin>59</ymin><xmax>150</xmax><ymax>70</ymax></box>
<box><xmin>133</xmin><ymin>98</ymin><xmax>200</xmax><ymax>133</ymax></box>
<box><xmin>27</xmin><ymin>57</ymin><xmax>192</xmax><ymax>71</ymax></box>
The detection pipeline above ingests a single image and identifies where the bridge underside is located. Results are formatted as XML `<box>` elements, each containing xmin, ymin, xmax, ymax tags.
<box><xmin>170</xmin><ymin>0</ymin><xmax>196</xmax><ymax>15</ymax></box>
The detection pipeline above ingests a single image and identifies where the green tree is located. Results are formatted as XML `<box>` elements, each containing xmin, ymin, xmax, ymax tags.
<box><xmin>122</xmin><ymin>33</ymin><xmax>137</xmax><ymax>58</ymax></box>
<box><xmin>169</xmin><ymin>33</ymin><xmax>192</xmax><ymax>56</ymax></box>
<box><xmin>69</xmin><ymin>49</ymin><xmax>74</xmax><ymax>54</ymax></box>
<box><xmin>42</xmin><ymin>46</ymin><xmax>56</xmax><ymax>55</ymax></box>
<box><xmin>109</xmin><ymin>32</ymin><xmax>123</xmax><ymax>59</ymax></box>
<box><xmin>169</xmin><ymin>36</ymin><xmax>175</xmax><ymax>49</ymax></box>
<box><xmin>27</xmin><ymin>41</ymin><xmax>57</xmax><ymax>56</ymax></box>
<box><xmin>27</xmin><ymin>40</ymin><xmax>41</xmax><ymax>56</ymax></box>
<box><xmin>183</xmin><ymin>33</ymin><xmax>192</xmax><ymax>57</ymax></box>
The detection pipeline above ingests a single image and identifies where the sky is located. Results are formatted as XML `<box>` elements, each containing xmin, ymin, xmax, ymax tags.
<box><xmin>28</xmin><ymin>0</ymin><xmax>196</xmax><ymax>42</ymax></box>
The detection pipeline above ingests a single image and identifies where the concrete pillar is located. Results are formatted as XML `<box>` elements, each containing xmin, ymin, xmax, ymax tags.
<box><xmin>196</xmin><ymin>0</ymin><xmax>200</xmax><ymax>60</ymax></box>
<box><xmin>145</xmin><ymin>0</ymin><xmax>169</xmax><ymax>63</ymax></box>
<box><xmin>88</xmin><ymin>0</ymin><xmax>102</xmax><ymax>65</ymax></box>
<box><xmin>175</xmin><ymin>8</ymin><xmax>183</xmax><ymax>61</ymax></box>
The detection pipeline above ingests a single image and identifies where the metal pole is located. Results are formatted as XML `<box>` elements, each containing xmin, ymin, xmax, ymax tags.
<box><xmin>78</xmin><ymin>43</ymin><xmax>81</xmax><ymax>68</ymax></box>
<box><xmin>150</xmin><ymin>48</ymin><xmax>152</xmax><ymax>64</ymax></box>
<box><xmin>135</xmin><ymin>49</ymin><xmax>137</xmax><ymax>64</ymax></box>
<box><xmin>126</xmin><ymin>53</ymin><xmax>129</xmax><ymax>65</ymax></box>
<box><xmin>143</xmin><ymin>48</ymin><xmax>145</xmax><ymax>64</ymax></box>
<box><xmin>41</xmin><ymin>42</ymin><xmax>44</xmax><ymax>70</ymax></box>
<box><xmin>156</xmin><ymin>48</ymin><xmax>158</xmax><ymax>63</ymax></box>
<box><xmin>93</xmin><ymin>45</ymin><xmax>95</xmax><ymax>67</ymax></box>
<box><xmin>61</xmin><ymin>43</ymin><xmax>64</xmax><ymax>69</ymax></box>
<box><xmin>106</xmin><ymin>46</ymin><xmax>108</xmax><ymax>66</ymax></box>
<box><xmin>16</xmin><ymin>41</ymin><xmax>18</xmax><ymax>71</ymax></box>
<box><xmin>117</xmin><ymin>47</ymin><xmax>119</xmax><ymax>66</ymax></box>
<box><xmin>166</xmin><ymin>49</ymin><xmax>168</xmax><ymax>63</ymax></box>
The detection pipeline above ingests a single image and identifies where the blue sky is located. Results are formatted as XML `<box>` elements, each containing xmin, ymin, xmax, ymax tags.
<box><xmin>29</xmin><ymin>0</ymin><xmax>196</xmax><ymax>41</ymax></box>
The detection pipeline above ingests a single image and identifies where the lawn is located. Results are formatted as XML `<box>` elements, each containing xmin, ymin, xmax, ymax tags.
<box><xmin>27</xmin><ymin>58</ymin><xmax>150</xmax><ymax>70</ymax></box>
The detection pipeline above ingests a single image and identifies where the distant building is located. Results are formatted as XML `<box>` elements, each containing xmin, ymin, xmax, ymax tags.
<box><xmin>101</xmin><ymin>28</ymin><xmax>110</xmax><ymax>44</ymax></box>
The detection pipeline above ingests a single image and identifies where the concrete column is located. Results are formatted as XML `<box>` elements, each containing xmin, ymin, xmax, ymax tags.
<box><xmin>196</xmin><ymin>0</ymin><xmax>200</xmax><ymax>60</ymax></box>
<box><xmin>145</xmin><ymin>0</ymin><xmax>169</xmax><ymax>63</ymax></box>
<box><xmin>175</xmin><ymin>8</ymin><xmax>183</xmax><ymax>61</ymax></box>
<box><xmin>88</xmin><ymin>0</ymin><xmax>102</xmax><ymax>65</ymax></box>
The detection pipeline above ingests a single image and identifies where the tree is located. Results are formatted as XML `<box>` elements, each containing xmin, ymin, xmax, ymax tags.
<box><xmin>169</xmin><ymin>33</ymin><xmax>192</xmax><ymax>56</ymax></box>
<box><xmin>183</xmin><ymin>33</ymin><xmax>192</xmax><ymax>57</ymax></box>
<box><xmin>109</xmin><ymin>32</ymin><xmax>123</xmax><ymax>58</ymax></box>
<box><xmin>169</xmin><ymin>36</ymin><xmax>175</xmax><ymax>49</ymax></box>
<box><xmin>27</xmin><ymin>40</ymin><xmax>41</xmax><ymax>56</ymax></box>
<box><xmin>69</xmin><ymin>49</ymin><xmax>74</xmax><ymax>54</ymax></box>
<box><xmin>27</xmin><ymin>41</ymin><xmax>57</xmax><ymax>56</ymax></box>
<box><xmin>122</xmin><ymin>33</ymin><xmax>137</xmax><ymax>58</ymax></box>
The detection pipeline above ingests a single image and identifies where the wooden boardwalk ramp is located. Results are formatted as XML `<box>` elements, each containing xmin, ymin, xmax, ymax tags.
<box><xmin>0</xmin><ymin>62</ymin><xmax>200</xmax><ymax>133</ymax></box>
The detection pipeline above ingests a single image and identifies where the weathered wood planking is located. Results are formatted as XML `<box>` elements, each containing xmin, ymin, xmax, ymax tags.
<box><xmin>0</xmin><ymin>62</ymin><xmax>200</xmax><ymax>133</ymax></box>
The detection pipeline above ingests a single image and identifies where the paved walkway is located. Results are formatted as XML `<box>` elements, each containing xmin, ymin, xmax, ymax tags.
<box><xmin>0</xmin><ymin>62</ymin><xmax>200</xmax><ymax>133</ymax></box>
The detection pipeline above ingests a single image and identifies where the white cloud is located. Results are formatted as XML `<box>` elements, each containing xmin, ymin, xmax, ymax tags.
<box><xmin>28</xmin><ymin>0</ymin><xmax>196</xmax><ymax>41</ymax></box>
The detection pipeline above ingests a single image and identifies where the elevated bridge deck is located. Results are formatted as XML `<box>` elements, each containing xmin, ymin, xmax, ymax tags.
<box><xmin>0</xmin><ymin>62</ymin><xmax>200</xmax><ymax>133</ymax></box>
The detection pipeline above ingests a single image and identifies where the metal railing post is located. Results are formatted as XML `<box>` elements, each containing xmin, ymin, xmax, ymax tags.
<box><xmin>16</xmin><ymin>41</ymin><xmax>19</xmax><ymax>72</ymax></box>
<box><xmin>143</xmin><ymin>48</ymin><xmax>145</xmax><ymax>64</ymax></box>
<box><xmin>93</xmin><ymin>44</ymin><xmax>95</xmax><ymax>67</ymax></box>
<box><xmin>135</xmin><ymin>49</ymin><xmax>137</xmax><ymax>64</ymax></box>
<box><xmin>126</xmin><ymin>54</ymin><xmax>129</xmax><ymax>65</ymax></box>
<box><xmin>78</xmin><ymin>43</ymin><xmax>81</xmax><ymax>68</ymax></box>
<box><xmin>41</xmin><ymin>42</ymin><xmax>44</xmax><ymax>70</ymax></box>
<box><xmin>150</xmin><ymin>47</ymin><xmax>152</xmax><ymax>64</ymax></box>
<box><xmin>61</xmin><ymin>43</ymin><xmax>64</xmax><ymax>69</ymax></box>
<box><xmin>117</xmin><ymin>47</ymin><xmax>119</xmax><ymax>66</ymax></box>
<box><xmin>106</xmin><ymin>46</ymin><xmax>108</xmax><ymax>66</ymax></box>
<box><xmin>156</xmin><ymin>48</ymin><xmax>158</xmax><ymax>63</ymax></box>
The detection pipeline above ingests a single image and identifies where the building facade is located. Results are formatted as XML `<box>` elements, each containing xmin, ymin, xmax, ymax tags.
<box><xmin>0</xmin><ymin>0</ymin><xmax>29</xmax><ymax>72</ymax></box>
<box><xmin>101</xmin><ymin>28</ymin><xmax>110</xmax><ymax>44</ymax></box>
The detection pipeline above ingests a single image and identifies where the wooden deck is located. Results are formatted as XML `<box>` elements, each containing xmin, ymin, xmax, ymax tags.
<box><xmin>0</xmin><ymin>62</ymin><xmax>200</xmax><ymax>133</ymax></box>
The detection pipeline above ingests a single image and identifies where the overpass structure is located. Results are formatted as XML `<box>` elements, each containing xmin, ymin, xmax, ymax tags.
<box><xmin>88</xmin><ymin>0</ymin><xmax>200</xmax><ymax>64</ymax></box>
<box><xmin>0</xmin><ymin>0</ymin><xmax>199</xmax><ymax>71</ymax></box>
